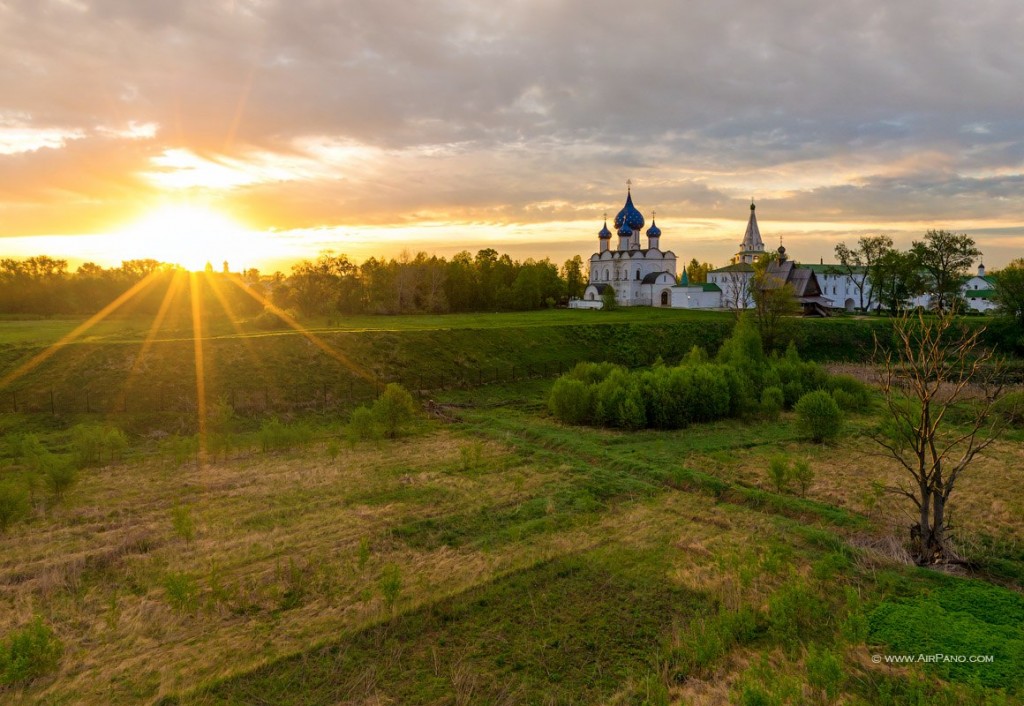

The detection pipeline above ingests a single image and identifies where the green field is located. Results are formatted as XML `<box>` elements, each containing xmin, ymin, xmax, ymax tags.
<box><xmin>0</xmin><ymin>311</ymin><xmax>1022</xmax><ymax>704</ymax></box>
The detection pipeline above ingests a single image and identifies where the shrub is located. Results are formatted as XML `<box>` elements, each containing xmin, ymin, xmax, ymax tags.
<box><xmin>347</xmin><ymin>406</ymin><xmax>380</xmax><ymax>444</ymax></box>
<box><xmin>44</xmin><ymin>458</ymin><xmax>76</xmax><ymax>502</ymax></box>
<box><xmin>372</xmin><ymin>383</ymin><xmax>418</xmax><ymax>438</ymax></box>
<box><xmin>993</xmin><ymin>391</ymin><xmax>1024</xmax><ymax>427</ymax></box>
<box><xmin>768</xmin><ymin>456</ymin><xmax>790</xmax><ymax>493</ymax></box>
<box><xmin>806</xmin><ymin>645</ymin><xmax>844</xmax><ymax>701</ymax></box>
<box><xmin>781</xmin><ymin>380</ymin><xmax>804</xmax><ymax>409</ymax></box>
<box><xmin>548</xmin><ymin>377</ymin><xmax>593</xmax><ymax>425</ymax></box>
<box><xmin>828</xmin><ymin>374</ymin><xmax>872</xmax><ymax>412</ymax></box>
<box><xmin>258</xmin><ymin>418</ymin><xmax>314</xmax><ymax>452</ymax></box>
<box><xmin>0</xmin><ymin>480</ymin><xmax>29</xmax><ymax>532</ymax></box>
<box><xmin>0</xmin><ymin>617</ymin><xmax>63</xmax><ymax>686</ymax></box>
<box><xmin>163</xmin><ymin>434</ymin><xmax>198</xmax><ymax>467</ymax></box>
<box><xmin>684</xmin><ymin>344</ymin><xmax>709</xmax><ymax>365</ymax></box>
<box><xmin>163</xmin><ymin>572</ymin><xmax>199</xmax><ymax>612</ymax></box>
<box><xmin>380</xmin><ymin>564</ymin><xmax>402</xmax><ymax>614</ymax></box>
<box><xmin>760</xmin><ymin>386</ymin><xmax>784</xmax><ymax>420</ymax></box>
<box><xmin>70</xmin><ymin>424</ymin><xmax>128</xmax><ymax>467</ymax></box>
<box><xmin>11</xmin><ymin>433</ymin><xmax>48</xmax><ymax>471</ymax></box>
<box><xmin>566</xmin><ymin>361</ymin><xmax>621</xmax><ymax>385</ymax></box>
<box><xmin>595</xmin><ymin>370</ymin><xmax>646</xmax><ymax>430</ymax></box>
<box><xmin>791</xmin><ymin>459</ymin><xmax>814</xmax><ymax>497</ymax></box>
<box><xmin>794</xmin><ymin>390</ymin><xmax>843</xmax><ymax>443</ymax></box>
<box><xmin>171</xmin><ymin>505</ymin><xmax>196</xmax><ymax>543</ymax></box>
<box><xmin>682</xmin><ymin>365</ymin><xmax>732</xmax><ymax>422</ymax></box>
<box><xmin>253</xmin><ymin>308</ymin><xmax>289</xmax><ymax>330</ymax></box>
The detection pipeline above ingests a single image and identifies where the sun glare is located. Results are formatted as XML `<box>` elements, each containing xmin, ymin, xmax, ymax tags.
<box><xmin>117</xmin><ymin>205</ymin><xmax>254</xmax><ymax>271</ymax></box>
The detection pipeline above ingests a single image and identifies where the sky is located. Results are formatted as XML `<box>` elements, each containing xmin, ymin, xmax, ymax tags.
<box><xmin>1</xmin><ymin>0</ymin><xmax>1023</xmax><ymax>272</ymax></box>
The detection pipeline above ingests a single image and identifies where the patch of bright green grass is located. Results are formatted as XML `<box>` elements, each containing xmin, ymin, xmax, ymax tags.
<box><xmin>167</xmin><ymin>547</ymin><xmax>702</xmax><ymax>705</ymax></box>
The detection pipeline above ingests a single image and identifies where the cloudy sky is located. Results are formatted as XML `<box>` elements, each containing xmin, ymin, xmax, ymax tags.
<box><xmin>1</xmin><ymin>0</ymin><xmax>1022</xmax><ymax>271</ymax></box>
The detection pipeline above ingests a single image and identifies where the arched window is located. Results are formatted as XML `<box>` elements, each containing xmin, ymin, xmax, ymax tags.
<box><xmin>636</xmin><ymin>269</ymin><xmax>641</xmax><ymax>280</ymax></box>
<box><xmin>660</xmin><ymin>290</ymin><xmax>669</xmax><ymax>306</ymax></box>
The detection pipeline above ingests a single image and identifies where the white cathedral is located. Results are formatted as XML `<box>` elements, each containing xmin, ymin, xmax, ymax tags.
<box><xmin>578</xmin><ymin>187</ymin><xmax>769</xmax><ymax>310</ymax></box>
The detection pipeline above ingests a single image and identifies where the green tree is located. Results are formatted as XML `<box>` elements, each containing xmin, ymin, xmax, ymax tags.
<box><xmin>686</xmin><ymin>258</ymin><xmax>713</xmax><ymax>284</ymax></box>
<box><xmin>372</xmin><ymin>383</ymin><xmax>418</xmax><ymax>439</ymax></box>
<box><xmin>834</xmin><ymin>234</ymin><xmax>893</xmax><ymax>310</ymax></box>
<box><xmin>993</xmin><ymin>258</ymin><xmax>1024</xmax><ymax>326</ymax></box>
<box><xmin>562</xmin><ymin>255</ymin><xmax>586</xmax><ymax>299</ymax></box>
<box><xmin>871</xmin><ymin>250</ymin><xmax>922</xmax><ymax>315</ymax></box>
<box><xmin>750</xmin><ymin>252</ymin><xmax>799</xmax><ymax>352</ymax></box>
<box><xmin>910</xmin><ymin>230</ymin><xmax>981</xmax><ymax>314</ymax></box>
<box><xmin>601</xmin><ymin>285</ymin><xmax>617</xmax><ymax>311</ymax></box>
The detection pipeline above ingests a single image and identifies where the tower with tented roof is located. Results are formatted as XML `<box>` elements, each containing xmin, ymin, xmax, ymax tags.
<box><xmin>732</xmin><ymin>201</ymin><xmax>766</xmax><ymax>264</ymax></box>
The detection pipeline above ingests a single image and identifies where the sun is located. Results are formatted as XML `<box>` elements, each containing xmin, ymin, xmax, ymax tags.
<box><xmin>117</xmin><ymin>204</ymin><xmax>254</xmax><ymax>271</ymax></box>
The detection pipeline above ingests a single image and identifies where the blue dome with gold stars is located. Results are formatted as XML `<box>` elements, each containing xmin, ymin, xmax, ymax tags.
<box><xmin>598</xmin><ymin>221</ymin><xmax>612</xmax><ymax>238</ymax></box>
<box><xmin>613</xmin><ymin>189</ymin><xmax>645</xmax><ymax>231</ymax></box>
<box><xmin>646</xmin><ymin>219</ymin><xmax>661</xmax><ymax>238</ymax></box>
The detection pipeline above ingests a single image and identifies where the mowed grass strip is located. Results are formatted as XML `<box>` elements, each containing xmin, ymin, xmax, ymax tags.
<box><xmin>165</xmin><ymin>546</ymin><xmax>704</xmax><ymax>706</ymax></box>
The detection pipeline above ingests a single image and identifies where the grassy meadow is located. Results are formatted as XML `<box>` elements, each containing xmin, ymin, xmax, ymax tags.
<box><xmin>0</xmin><ymin>310</ymin><xmax>1022</xmax><ymax>704</ymax></box>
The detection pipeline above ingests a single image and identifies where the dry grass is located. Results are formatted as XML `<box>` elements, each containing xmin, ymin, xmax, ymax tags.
<box><xmin>0</xmin><ymin>432</ymin><xmax>564</xmax><ymax>703</ymax></box>
<box><xmin>1</xmin><ymin>429</ymin><xmax>786</xmax><ymax>705</ymax></box>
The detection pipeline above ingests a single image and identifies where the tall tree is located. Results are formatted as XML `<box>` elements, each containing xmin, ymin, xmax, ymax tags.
<box><xmin>871</xmin><ymin>250</ymin><xmax>923</xmax><ymax>315</ymax></box>
<box><xmin>750</xmin><ymin>252</ymin><xmax>799</xmax><ymax>352</ymax></box>
<box><xmin>910</xmin><ymin>230</ymin><xmax>981</xmax><ymax>314</ymax></box>
<box><xmin>685</xmin><ymin>259</ymin><xmax>713</xmax><ymax>284</ymax></box>
<box><xmin>872</xmin><ymin>310</ymin><xmax>1007</xmax><ymax>564</ymax></box>
<box><xmin>834</xmin><ymin>234</ymin><xmax>893</xmax><ymax>310</ymax></box>
<box><xmin>993</xmin><ymin>258</ymin><xmax>1024</xmax><ymax>327</ymax></box>
<box><xmin>561</xmin><ymin>255</ymin><xmax>586</xmax><ymax>299</ymax></box>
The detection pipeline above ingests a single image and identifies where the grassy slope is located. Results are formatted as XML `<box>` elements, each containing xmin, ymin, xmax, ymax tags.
<box><xmin>2</xmin><ymin>378</ymin><xmax>1021</xmax><ymax>704</ymax></box>
<box><xmin>0</xmin><ymin>308</ymin><xmax>909</xmax><ymax>419</ymax></box>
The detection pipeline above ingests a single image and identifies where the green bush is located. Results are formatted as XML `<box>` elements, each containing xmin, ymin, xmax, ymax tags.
<box><xmin>566</xmin><ymin>361</ymin><xmax>621</xmax><ymax>385</ymax></box>
<box><xmin>993</xmin><ymin>391</ymin><xmax>1024</xmax><ymax>427</ymax></box>
<box><xmin>163</xmin><ymin>572</ymin><xmax>199</xmax><ymax>612</ymax></box>
<box><xmin>768</xmin><ymin>455</ymin><xmax>789</xmax><ymax>493</ymax></box>
<box><xmin>760</xmin><ymin>386</ymin><xmax>784</xmax><ymax>420</ymax></box>
<box><xmin>171</xmin><ymin>505</ymin><xmax>196</xmax><ymax>543</ymax></box>
<box><xmin>372</xmin><ymin>383</ymin><xmax>418</xmax><ymax>438</ymax></box>
<box><xmin>805</xmin><ymin>645</ymin><xmax>844</xmax><ymax>701</ymax></box>
<box><xmin>548</xmin><ymin>377</ymin><xmax>593</xmax><ymax>425</ymax></box>
<box><xmin>258</xmin><ymin>418</ymin><xmax>314</xmax><ymax>452</ymax></box>
<box><xmin>44</xmin><ymin>458</ymin><xmax>76</xmax><ymax>502</ymax></box>
<box><xmin>682</xmin><ymin>364</ymin><xmax>732</xmax><ymax>422</ymax></box>
<box><xmin>828</xmin><ymin>374</ymin><xmax>872</xmax><ymax>412</ymax></box>
<box><xmin>70</xmin><ymin>424</ymin><xmax>128</xmax><ymax>467</ymax></box>
<box><xmin>347</xmin><ymin>406</ymin><xmax>380</xmax><ymax>444</ymax></box>
<box><xmin>0</xmin><ymin>617</ymin><xmax>63</xmax><ymax>686</ymax></box>
<box><xmin>794</xmin><ymin>390</ymin><xmax>843</xmax><ymax>443</ymax></box>
<box><xmin>594</xmin><ymin>369</ymin><xmax>646</xmax><ymax>429</ymax></box>
<box><xmin>11</xmin><ymin>433</ymin><xmax>48</xmax><ymax>471</ymax></box>
<box><xmin>0</xmin><ymin>480</ymin><xmax>29</xmax><ymax>532</ymax></box>
<box><xmin>253</xmin><ymin>308</ymin><xmax>289</xmax><ymax>330</ymax></box>
<box><xmin>790</xmin><ymin>459</ymin><xmax>814</xmax><ymax>497</ymax></box>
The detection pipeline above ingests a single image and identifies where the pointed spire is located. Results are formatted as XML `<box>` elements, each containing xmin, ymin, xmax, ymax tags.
<box><xmin>680</xmin><ymin>270</ymin><xmax>689</xmax><ymax>286</ymax></box>
<box><xmin>741</xmin><ymin>199</ymin><xmax>764</xmax><ymax>252</ymax></box>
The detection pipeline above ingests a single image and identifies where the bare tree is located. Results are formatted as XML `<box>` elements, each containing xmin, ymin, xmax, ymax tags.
<box><xmin>872</xmin><ymin>310</ymin><xmax>1006</xmax><ymax>564</ymax></box>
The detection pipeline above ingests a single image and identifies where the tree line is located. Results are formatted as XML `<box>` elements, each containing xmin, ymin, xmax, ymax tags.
<box><xmin>0</xmin><ymin>250</ymin><xmax>590</xmax><ymax>317</ymax></box>
<box><xmin>274</xmin><ymin>249</ymin><xmax>587</xmax><ymax>315</ymax></box>
<box><xmin>830</xmin><ymin>229</ymin><xmax>1022</xmax><ymax>316</ymax></box>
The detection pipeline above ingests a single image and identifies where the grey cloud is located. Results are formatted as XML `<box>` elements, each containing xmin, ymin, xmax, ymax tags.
<box><xmin>0</xmin><ymin>0</ymin><xmax>1022</xmax><ymax>250</ymax></box>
